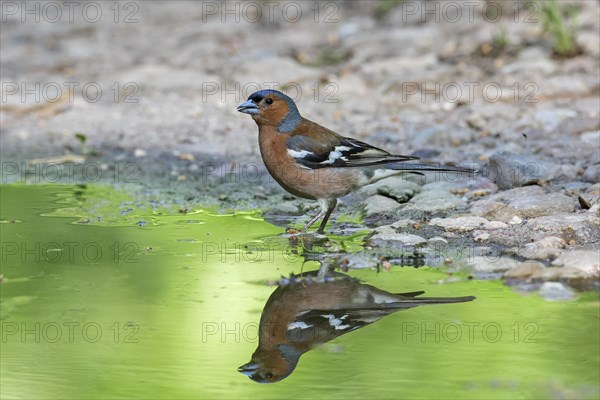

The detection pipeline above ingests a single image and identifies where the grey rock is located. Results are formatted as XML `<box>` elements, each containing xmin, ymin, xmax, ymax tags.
<box><xmin>507</xmin><ymin>193</ymin><xmax>575</xmax><ymax>218</ymax></box>
<box><xmin>583</xmin><ymin>164</ymin><xmax>600</xmax><ymax>183</ymax></box>
<box><xmin>470</xmin><ymin>200</ymin><xmax>516</xmax><ymax>222</ymax></box>
<box><xmin>535</xmin><ymin>108</ymin><xmax>576</xmax><ymax>132</ymax></box>
<box><xmin>265</xmin><ymin>202</ymin><xmax>301</xmax><ymax>216</ymax></box>
<box><xmin>487</xmin><ymin>186</ymin><xmax>546</xmax><ymax>202</ymax></box>
<box><xmin>397</xmin><ymin>189</ymin><xmax>466</xmax><ymax>216</ymax></box>
<box><xmin>504</xmin><ymin>261</ymin><xmax>546</xmax><ymax>280</ymax></box>
<box><xmin>367</xmin><ymin>227</ymin><xmax>428</xmax><ymax>248</ymax></box>
<box><xmin>420</xmin><ymin>181</ymin><xmax>469</xmax><ymax>192</ymax></box>
<box><xmin>586</xmin><ymin>183</ymin><xmax>600</xmax><ymax>196</ymax></box>
<box><xmin>489</xmin><ymin>152</ymin><xmax>560</xmax><ymax>189</ymax></box>
<box><xmin>428</xmin><ymin>236</ymin><xmax>448</xmax><ymax>244</ymax></box>
<box><xmin>552</xmin><ymin>250</ymin><xmax>600</xmax><ymax>276</ymax></box>
<box><xmin>473</xmin><ymin>230</ymin><xmax>491</xmax><ymax>242</ymax></box>
<box><xmin>363</xmin><ymin>195</ymin><xmax>399</xmax><ymax>217</ymax></box>
<box><xmin>468</xmin><ymin>256</ymin><xmax>521</xmax><ymax>273</ymax></box>
<box><xmin>429</xmin><ymin>216</ymin><xmax>489</xmax><ymax>232</ymax></box>
<box><xmin>580</xmin><ymin>130</ymin><xmax>600</xmax><ymax>144</ymax></box>
<box><xmin>562</xmin><ymin>181</ymin><xmax>592</xmax><ymax>196</ymax></box>
<box><xmin>528</xmin><ymin>214</ymin><xmax>600</xmax><ymax>245</ymax></box>
<box><xmin>390</xmin><ymin>219</ymin><xmax>417</xmax><ymax>229</ymax></box>
<box><xmin>538</xmin><ymin>282</ymin><xmax>576</xmax><ymax>302</ymax></box>
<box><xmin>483</xmin><ymin>220</ymin><xmax>508</xmax><ymax>230</ymax></box>
<box><xmin>359</xmin><ymin>177</ymin><xmax>421</xmax><ymax>202</ymax></box>
<box><xmin>362</xmin><ymin>195</ymin><xmax>399</xmax><ymax>217</ymax></box>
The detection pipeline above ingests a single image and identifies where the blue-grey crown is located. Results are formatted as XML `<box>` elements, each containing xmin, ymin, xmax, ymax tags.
<box><xmin>247</xmin><ymin>89</ymin><xmax>301</xmax><ymax>132</ymax></box>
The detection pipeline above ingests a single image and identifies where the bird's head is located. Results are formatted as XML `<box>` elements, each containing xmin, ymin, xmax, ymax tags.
<box><xmin>237</xmin><ymin>344</ymin><xmax>302</xmax><ymax>383</ymax></box>
<box><xmin>237</xmin><ymin>89</ymin><xmax>301</xmax><ymax>132</ymax></box>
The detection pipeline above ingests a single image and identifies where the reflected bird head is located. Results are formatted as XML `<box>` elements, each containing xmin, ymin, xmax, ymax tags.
<box><xmin>238</xmin><ymin>345</ymin><xmax>301</xmax><ymax>383</ymax></box>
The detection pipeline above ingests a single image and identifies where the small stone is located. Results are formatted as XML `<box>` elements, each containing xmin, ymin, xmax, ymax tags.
<box><xmin>507</xmin><ymin>193</ymin><xmax>575</xmax><ymax>218</ymax></box>
<box><xmin>429</xmin><ymin>216</ymin><xmax>489</xmax><ymax>232</ymax></box>
<box><xmin>538</xmin><ymin>282</ymin><xmax>576</xmax><ymax>302</ymax></box>
<box><xmin>504</xmin><ymin>261</ymin><xmax>546</xmax><ymax>280</ymax></box>
<box><xmin>528</xmin><ymin>214</ymin><xmax>600</xmax><ymax>245</ymax></box>
<box><xmin>266</xmin><ymin>202</ymin><xmax>301</xmax><ymax>216</ymax></box>
<box><xmin>532</xmin><ymin>236</ymin><xmax>566</xmax><ymax>249</ymax></box>
<box><xmin>397</xmin><ymin>189</ymin><xmax>466</xmax><ymax>216</ymax></box>
<box><xmin>473</xmin><ymin>230</ymin><xmax>490</xmax><ymax>242</ymax></box>
<box><xmin>469</xmin><ymin>256</ymin><xmax>521</xmax><ymax>273</ymax></box>
<box><xmin>509</xmin><ymin>216</ymin><xmax>523</xmax><ymax>225</ymax></box>
<box><xmin>428</xmin><ymin>236</ymin><xmax>448</xmax><ymax>244</ymax></box>
<box><xmin>360</xmin><ymin>177</ymin><xmax>421</xmax><ymax>202</ymax></box>
<box><xmin>470</xmin><ymin>200</ymin><xmax>515</xmax><ymax>222</ymax></box>
<box><xmin>583</xmin><ymin>164</ymin><xmax>600</xmax><ymax>183</ymax></box>
<box><xmin>489</xmin><ymin>151</ymin><xmax>560</xmax><ymax>189</ymax></box>
<box><xmin>367</xmin><ymin>231</ymin><xmax>428</xmax><ymax>248</ymax></box>
<box><xmin>390</xmin><ymin>219</ymin><xmax>417</xmax><ymax>229</ymax></box>
<box><xmin>484</xmin><ymin>220</ymin><xmax>508</xmax><ymax>230</ymax></box>
<box><xmin>362</xmin><ymin>195</ymin><xmax>399</xmax><ymax>217</ymax></box>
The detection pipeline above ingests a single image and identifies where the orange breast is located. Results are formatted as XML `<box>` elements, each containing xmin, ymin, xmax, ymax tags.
<box><xmin>258</xmin><ymin>127</ymin><xmax>361</xmax><ymax>200</ymax></box>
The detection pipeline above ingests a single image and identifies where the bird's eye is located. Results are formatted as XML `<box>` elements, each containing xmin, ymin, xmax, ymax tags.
<box><xmin>265</xmin><ymin>372</ymin><xmax>273</xmax><ymax>379</ymax></box>
<box><xmin>265</xmin><ymin>98</ymin><xmax>273</xmax><ymax>105</ymax></box>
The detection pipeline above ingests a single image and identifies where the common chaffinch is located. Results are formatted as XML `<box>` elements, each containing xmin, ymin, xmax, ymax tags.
<box><xmin>238</xmin><ymin>271</ymin><xmax>475</xmax><ymax>383</ymax></box>
<box><xmin>237</xmin><ymin>89</ymin><xmax>476</xmax><ymax>234</ymax></box>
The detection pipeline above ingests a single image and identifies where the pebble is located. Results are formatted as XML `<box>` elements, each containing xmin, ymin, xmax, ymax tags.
<box><xmin>509</xmin><ymin>216</ymin><xmax>523</xmax><ymax>225</ymax></box>
<box><xmin>484</xmin><ymin>221</ymin><xmax>508</xmax><ymax>230</ymax></box>
<box><xmin>359</xmin><ymin>177</ymin><xmax>421</xmax><ymax>202</ymax></box>
<box><xmin>429</xmin><ymin>216</ymin><xmax>488</xmax><ymax>232</ymax></box>
<box><xmin>362</xmin><ymin>195</ymin><xmax>399</xmax><ymax>217</ymax></box>
<box><xmin>489</xmin><ymin>151</ymin><xmax>560</xmax><ymax>189</ymax></box>
<box><xmin>397</xmin><ymin>189</ymin><xmax>466</xmax><ymax>216</ymax></box>
<box><xmin>367</xmin><ymin>230</ymin><xmax>428</xmax><ymax>248</ymax></box>
<box><xmin>468</xmin><ymin>256</ymin><xmax>521</xmax><ymax>273</ymax></box>
<box><xmin>504</xmin><ymin>261</ymin><xmax>546</xmax><ymax>281</ymax></box>
<box><xmin>528</xmin><ymin>214</ymin><xmax>600</xmax><ymax>245</ymax></box>
<box><xmin>506</xmin><ymin>193</ymin><xmax>576</xmax><ymax>218</ymax></box>
<box><xmin>473</xmin><ymin>230</ymin><xmax>490</xmax><ymax>242</ymax></box>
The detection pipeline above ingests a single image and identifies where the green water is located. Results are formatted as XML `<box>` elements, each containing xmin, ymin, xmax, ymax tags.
<box><xmin>1</xmin><ymin>185</ymin><xmax>598</xmax><ymax>399</ymax></box>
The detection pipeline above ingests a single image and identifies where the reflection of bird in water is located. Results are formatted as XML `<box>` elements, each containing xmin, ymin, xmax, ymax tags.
<box><xmin>238</xmin><ymin>271</ymin><xmax>475</xmax><ymax>383</ymax></box>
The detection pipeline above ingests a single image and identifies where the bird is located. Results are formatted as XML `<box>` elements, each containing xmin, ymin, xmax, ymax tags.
<box><xmin>238</xmin><ymin>271</ymin><xmax>475</xmax><ymax>383</ymax></box>
<box><xmin>237</xmin><ymin>89</ymin><xmax>476</xmax><ymax>234</ymax></box>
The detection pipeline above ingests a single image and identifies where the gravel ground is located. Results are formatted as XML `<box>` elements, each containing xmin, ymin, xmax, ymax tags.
<box><xmin>1</xmin><ymin>1</ymin><xmax>598</xmax><ymax>295</ymax></box>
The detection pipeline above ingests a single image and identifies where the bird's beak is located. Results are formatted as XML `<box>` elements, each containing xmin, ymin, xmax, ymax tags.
<box><xmin>237</xmin><ymin>361</ymin><xmax>259</xmax><ymax>377</ymax></box>
<box><xmin>237</xmin><ymin>100</ymin><xmax>259</xmax><ymax>115</ymax></box>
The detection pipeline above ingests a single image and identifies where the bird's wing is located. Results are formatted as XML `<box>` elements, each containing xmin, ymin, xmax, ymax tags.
<box><xmin>285</xmin><ymin>307</ymin><xmax>408</xmax><ymax>344</ymax></box>
<box><xmin>286</xmin><ymin>135</ymin><xmax>418</xmax><ymax>169</ymax></box>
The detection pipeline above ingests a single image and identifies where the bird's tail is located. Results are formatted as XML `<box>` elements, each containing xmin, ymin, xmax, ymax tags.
<box><xmin>393</xmin><ymin>293</ymin><xmax>476</xmax><ymax>305</ymax></box>
<box><xmin>384</xmin><ymin>162</ymin><xmax>477</xmax><ymax>175</ymax></box>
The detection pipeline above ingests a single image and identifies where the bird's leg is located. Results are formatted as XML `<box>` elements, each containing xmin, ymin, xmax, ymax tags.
<box><xmin>300</xmin><ymin>210</ymin><xmax>324</xmax><ymax>234</ymax></box>
<box><xmin>316</xmin><ymin>199</ymin><xmax>337</xmax><ymax>234</ymax></box>
<box><xmin>317</xmin><ymin>262</ymin><xmax>333</xmax><ymax>279</ymax></box>
<box><xmin>301</xmin><ymin>198</ymin><xmax>337</xmax><ymax>234</ymax></box>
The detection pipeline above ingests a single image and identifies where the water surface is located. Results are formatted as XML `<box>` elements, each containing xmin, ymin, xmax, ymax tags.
<box><xmin>1</xmin><ymin>185</ymin><xmax>598</xmax><ymax>399</ymax></box>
